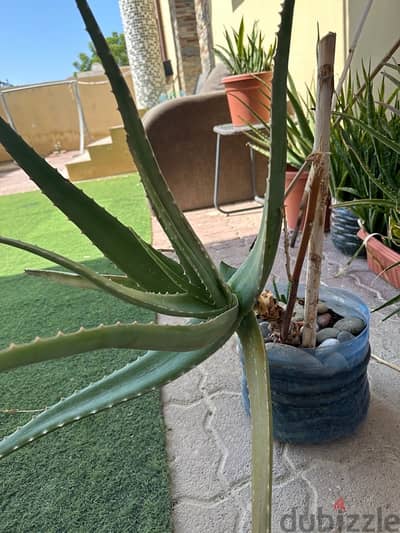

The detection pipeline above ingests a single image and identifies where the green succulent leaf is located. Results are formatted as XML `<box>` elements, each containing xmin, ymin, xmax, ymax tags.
<box><xmin>76</xmin><ymin>0</ymin><xmax>228</xmax><ymax>308</ymax></box>
<box><xmin>230</xmin><ymin>0</ymin><xmax>294</xmax><ymax>313</ymax></box>
<box><xmin>238</xmin><ymin>312</ymin><xmax>272</xmax><ymax>533</ymax></box>
<box><xmin>0</xmin><ymin>118</ymin><xmax>193</xmax><ymax>296</ymax></box>
<box><xmin>0</xmin><ymin>331</ymin><xmax>237</xmax><ymax>460</ymax></box>
<box><xmin>0</xmin><ymin>236</ymin><xmax>231</xmax><ymax>317</ymax></box>
<box><xmin>0</xmin><ymin>301</ymin><xmax>239</xmax><ymax>373</ymax></box>
<box><xmin>25</xmin><ymin>269</ymin><xmax>140</xmax><ymax>290</ymax></box>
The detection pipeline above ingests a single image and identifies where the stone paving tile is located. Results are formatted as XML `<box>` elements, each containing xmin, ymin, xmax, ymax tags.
<box><xmin>173</xmin><ymin>496</ymin><xmax>240</xmax><ymax>533</ymax></box>
<box><xmin>200</xmin><ymin>338</ymin><xmax>243</xmax><ymax>395</ymax></box>
<box><xmin>209</xmin><ymin>392</ymin><xmax>251</xmax><ymax>487</ymax></box>
<box><xmin>164</xmin><ymin>400</ymin><xmax>226</xmax><ymax>501</ymax></box>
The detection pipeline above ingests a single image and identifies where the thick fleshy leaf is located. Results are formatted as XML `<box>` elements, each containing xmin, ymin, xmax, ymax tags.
<box><xmin>238</xmin><ymin>312</ymin><xmax>272</xmax><ymax>533</ymax></box>
<box><xmin>0</xmin><ymin>118</ymin><xmax>194</xmax><ymax>296</ymax></box>
<box><xmin>25</xmin><ymin>269</ymin><xmax>140</xmax><ymax>290</ymax></box>
<box><xmin>1</xmin><ymin>237</ymin><xmax>231</xmax><ymax>317</ymax></box>
<box><xmin>0</xmin><ymin>328</ymin><xmax>237</xmax><ymax>459</ymax></box>
<box><xmin>75</xmin><ymin>0</ymin><xmax>228</xmax><ymax>308</ymax></box>
<box><xmin>0</xmin><ymin>301</ymin><xmax>238</xmax><ymax>372</ymax></box>
<box><xmin>230</xmin><ymin>0</ymin><xmax>295</xmax><ymax>313</ymax></box>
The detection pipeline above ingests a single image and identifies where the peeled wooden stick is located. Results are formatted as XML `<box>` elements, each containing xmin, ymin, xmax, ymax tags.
<box><xmin>302</xmin><ymin>33</ymin><xmax>336</xmax><ymax>348</ymax></box>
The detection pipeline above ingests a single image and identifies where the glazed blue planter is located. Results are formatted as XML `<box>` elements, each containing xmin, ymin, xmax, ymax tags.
<box><xmin>241</xmin><ymin>286</ymin><xmax>370</xmax><ymax>444</ymax></box>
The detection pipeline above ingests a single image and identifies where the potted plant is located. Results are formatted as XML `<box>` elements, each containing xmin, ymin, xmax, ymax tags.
<box><xmin>240</xmin><ymin>28</ymin><xmax>373</xmax><ymax>443</ymax></box>
<box><xmin>335</xmin><ymin>63</ymin><xmax>400</xmax><ymax>287</ymax></box>
<box><xmin>248</xmin><ymin>77</ymin><xmax>316</xmax><ymax>230</ymax></box>
<box><xmin>0</xmin><ymin>1</ymin><xmax>295</xmax><ymax>531</ymax></box>
<box><xmin>214</xmin><ymin>17</ymin><xmax>276</xmax><ymax>126</ymax></box>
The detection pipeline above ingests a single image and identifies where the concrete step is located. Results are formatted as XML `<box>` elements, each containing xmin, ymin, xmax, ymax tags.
<box><xmin>66</xmin><ymin>125</ymin><xmax>136</xmax><ymax>181</ymax></box>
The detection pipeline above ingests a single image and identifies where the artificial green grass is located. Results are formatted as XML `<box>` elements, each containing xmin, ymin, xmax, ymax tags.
<box><xmin>0</xmin><ymin>175</ymin><xmax>172</xmax><ymax>532</ymax></box>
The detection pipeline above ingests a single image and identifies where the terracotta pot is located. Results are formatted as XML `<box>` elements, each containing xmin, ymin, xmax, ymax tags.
<box><xmin>285</xmin><ymin>168</ymin><xmax>331</xmax><ymax>232</ymax></box>
<box><xmin>357</xmin><ymin>227</ymin><xmax>400</xmax><ymax>288</ymax></box>
<box><xmin>222</xmin><ymin>71</ymin><xmax>272</xmax><ymax>126</ymax></box>
<box><xmin>284</xmin><ymin>169</ymin><xmax>307</xmax><ymax>230</ymax></box>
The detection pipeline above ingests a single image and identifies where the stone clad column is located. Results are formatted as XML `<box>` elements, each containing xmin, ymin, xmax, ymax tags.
<box><xmin>119</xmin><ymin>0</ymin><xmax>166</xmax><ymax>108</ymax></box>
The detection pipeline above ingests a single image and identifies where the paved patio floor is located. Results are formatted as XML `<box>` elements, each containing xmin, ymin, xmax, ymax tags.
<box><xmin>153</xmin><ymin>203</ymin><xmax>400</xmax><ymax>533</ymax></box>
<box><xmin>0</xmin><ymin>150</ymin><xmax>80</xmax><ymax>195</ymax></box>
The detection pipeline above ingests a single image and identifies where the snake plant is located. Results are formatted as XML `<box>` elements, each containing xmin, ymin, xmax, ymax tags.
<box><xmin>214</xmin><ymin>17</ymin><xmax>277</xmax><ymax>75</ymax></box>
<box><xmin>0</xmin><ymin>1</ymin><xmax>294</xmax><ymax>531</ymax></box>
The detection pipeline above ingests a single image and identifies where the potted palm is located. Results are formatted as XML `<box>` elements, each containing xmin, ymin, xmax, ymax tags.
<box><xmin>214</xmin><ymin>17</ymin><xmax>276</xmax><ymax>126</ymax></box>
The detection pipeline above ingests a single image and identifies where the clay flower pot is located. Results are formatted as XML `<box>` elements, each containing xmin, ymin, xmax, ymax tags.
<box><xmin>284</xmin><ymin>168</ymin><xmax>330</xmax><ymax>232</ymax></box>
<box><xmin>222</xmin><ymin>71</ymin><xmax>272</xmax><ymax>126</ymax></box>
<box><xmin>357</xmin><ymin>227</ymin><xmax>400</xmax><ymax>288</ymax></box>
<box><xmin>284</xmin><ymin>168</ymin><xmax>308</xmax><ymax>230</ymax></box>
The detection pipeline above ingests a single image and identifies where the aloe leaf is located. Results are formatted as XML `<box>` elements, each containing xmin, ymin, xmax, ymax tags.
<box><xmin>230</xmin><ymin>0</ymin><xmax>295</xmax><ymax>313</ymax></box>
<box><xmin>335</xmin><ymin>199</ymin><xmax>397</xmax><ymax>209</ymax></box>
<box><xmin>25</xmin><ymin>269</ymin><xmax>137</xmax><ymax>290</ymax></box>
<box><xmin>0</xmin><ymin>330</ymin><xmax>236</xmax><ymax>459</ymax></box>
<box><xmin>0</xmin><ymin>236</ymin><xmax>228</xmax><ymax>317</ymax></box>
<box><xmin>0</xmin><ymin>302</ymin><xmax>238</xmax><ymax>372</ymax></box>
<box><xmin>219</xmin><ymin>261</ymin><xmax>237</xmax><ymax>282</ymax></box>
<box><xmin>0</xmin><ymin>118</ymin><xmax>192</xmax><ymax>295</ymax></box>
<box><xmin>76</xmin><ymin>0</ymin><xmax>228</xmax><ymax>308</ymax></box>
<box><xmin>337</xmin><ymin>112</ymin><xmax>400</xmax><ymax>155</ymax></box>
<box><xmin>238</xmin><ymin>312</ymin><xmax>272</xmax><ymax>533</ymax></box>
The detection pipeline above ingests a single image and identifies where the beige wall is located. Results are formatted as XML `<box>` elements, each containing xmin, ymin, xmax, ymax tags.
<box><xmin>211</xmin><ymin>0</ymin><xmax>400</xmax><ymax>92</ymax></box>
<box><xmin>346</xmin><ymin>0</ymin><xmax>400</xmax><ymax>76</ymax></box>
<box><xmin>0</xmin><ymin>67</ymin><xmax>135</xmax><ymax>163</ymax></box>
<box><xmin>211</xmin><ymin>0</ymin><xmax>345</xmax><ymax>91</ymax></box>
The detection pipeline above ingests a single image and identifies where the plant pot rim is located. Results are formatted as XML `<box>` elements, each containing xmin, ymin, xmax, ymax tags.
<box><xmin>222</xmin><ymin>70</ymin><xmax>272</xmax><ymax>84</ymax></box>
<box><xmin>357</xmin><ymin>226</ymin><xmax>400</xmax><ymax>262</ymax></box>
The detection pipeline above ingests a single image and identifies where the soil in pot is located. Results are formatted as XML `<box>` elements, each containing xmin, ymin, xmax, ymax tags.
<box><xmin>357</xmin><ymin>227</ymin><xmax>400</xmax><ymax>288</ymax></box>
<box><xmin>241</xmin><ymin>286</ymin><xmax>370</xmax><ymax>444</ymax></box>
<box><xmin>223</xmin><ymin>71</ymin><xmax>272</xmax><ymax>127</ymax></box>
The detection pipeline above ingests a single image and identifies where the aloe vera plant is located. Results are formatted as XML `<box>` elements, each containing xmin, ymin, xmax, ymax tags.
<box><xmin>0</xmin><ymin>0</ymin><xmax>294</xmax><ymax>531</ymax></box>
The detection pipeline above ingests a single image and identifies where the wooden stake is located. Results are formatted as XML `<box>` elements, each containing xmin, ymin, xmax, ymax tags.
<box><xmin>302</xmin><ymin>33</ymin><xmax>336</xmax><ymax>348</ymax></box>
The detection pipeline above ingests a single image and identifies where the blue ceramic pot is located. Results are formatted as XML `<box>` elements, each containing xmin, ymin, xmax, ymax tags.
<box><xmin>241</xmin><ymin>286</ymin><xmax>370</xmax><ymax>443</ymax></box>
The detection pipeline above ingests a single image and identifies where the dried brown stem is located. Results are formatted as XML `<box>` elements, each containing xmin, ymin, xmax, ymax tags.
<box><xmin>302</xmin><ymin>33</ymin><xmax>336</xmax><ymax>348</ymax></box>
<box><xmin>281</xmin><ymin>155</ymin><xmax>323</xmax><ymax>341</ymax></box>
<box><xmin>282</xmin><ymin>207</ymin><xmax>292</xmax><ymax>282</ymax></box>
